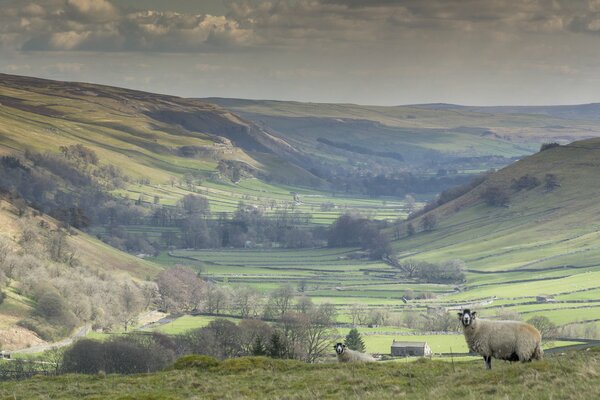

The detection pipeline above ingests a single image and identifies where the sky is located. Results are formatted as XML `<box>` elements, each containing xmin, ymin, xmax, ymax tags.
<box><xmin>1</xmin><ymin>0</ymin><xmax>600</xmax><ymax>105</ymax></box>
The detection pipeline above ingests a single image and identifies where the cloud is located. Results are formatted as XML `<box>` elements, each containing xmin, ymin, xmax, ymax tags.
<box><xmin>1</xmin><ymin>0</ymin><xmax>255</xmax><ymax>52</ymax></box>
<box><xmin>0</xmin><ymin>0</ymin><xmax>598</xmax><ymax>55</ymax></box>
<box><xmin>66</xmin><ymin>0</ymin><xmax>118</xmax><ymax>22</ymax></box>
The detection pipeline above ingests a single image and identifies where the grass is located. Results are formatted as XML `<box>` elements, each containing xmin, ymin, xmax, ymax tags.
<box><xmin>1</xmin><ymin>350</ymin><xmax>600</xmax><ymax>399</ymax></box>
<box><xmin>152</xmin><ymin>315</ymin><xmax>240</xmax><ymax>335</ymax></box>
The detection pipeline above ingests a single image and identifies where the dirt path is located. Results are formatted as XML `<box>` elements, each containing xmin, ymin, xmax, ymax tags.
<box><xmin>11</xmin><ymin>324</ymin><xmax>92</xmax><ymax>355</ymax></box>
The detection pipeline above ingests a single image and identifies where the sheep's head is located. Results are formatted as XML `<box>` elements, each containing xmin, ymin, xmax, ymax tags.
<box><xmin>457</xmin><ymin>309</ymin><xmax>476</xmax><ymax>327</ymax></box>
<box><xmin>334</xmin><ymin>343</ymin><xmax>346</xmax><ymax>355</ymax></box>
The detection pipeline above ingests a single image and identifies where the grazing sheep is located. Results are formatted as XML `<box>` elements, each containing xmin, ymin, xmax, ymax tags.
<box><xmin>458</xmin><ymin>309</ymin><xmax>543</xmax><ymax>369</ymax></box>
<box><xmin>334</xmin><ymin>343</ymin><xmax>376</xmax><ymax>363</ymax></box>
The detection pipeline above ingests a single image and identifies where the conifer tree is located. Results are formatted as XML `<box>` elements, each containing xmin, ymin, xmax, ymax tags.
<box><xmin>344</xmin><ymin>328</ymin><xmax>366</xmax><ymax>352</ymax></box>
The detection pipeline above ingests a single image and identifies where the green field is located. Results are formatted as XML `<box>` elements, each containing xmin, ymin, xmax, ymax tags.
<box><xmin>2</xmin><ymin>350</ymin><xmax>600</xmax><ymax>399</ymax></box>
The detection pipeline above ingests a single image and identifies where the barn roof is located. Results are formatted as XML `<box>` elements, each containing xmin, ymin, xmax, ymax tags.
<box><xmin>391</xmin><ymin>341</ymin><xmax>429</xmax><ymax>348</ymax></box>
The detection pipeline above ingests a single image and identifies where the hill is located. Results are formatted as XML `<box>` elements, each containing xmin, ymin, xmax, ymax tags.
<box><xmin>0</xmin><ymin>198</ymin><xmax>159</xmax><ymax>350</ymax></box>
<box><xmin>414</xmin><ymin>102</ymin><xmax>600</xmax><ymax>121</ymax></box>
<box><xmin>388</xmin><ymin>138</ymin><xmax>600</xmax><ymax>326</ymax></box>
<box><xmin>1</xmin><ymin>351</ymin><xmax>598</xmax><ymax>399</ymax></box>
<box><xmin>204</xmin><ymin>98</ymin><xmax>600</xmax><ymax>177</ymax></box>
<box><xmin>0</xmin><ymin>73</ymin><xmax>321</xmax><ymax>187</ymax></box>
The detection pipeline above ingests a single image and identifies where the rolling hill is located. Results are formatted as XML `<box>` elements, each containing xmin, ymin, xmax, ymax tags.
<box><xmin>0</xmin><ymin>197</ymin><xmax>160</xmax><ymax>350</ymax></box>
<box><xmin>0</xmin><ymin>73</ymin><xmax>321</xmax><ymax>187</ymax></box>
<box><xmin>3</xmin><ymin>73</ymin><xmax>600</xmax><ymax>351</ymax></box>
<box><xmin>388</xmin><ymin>138</ymin><xmax>600</xmax><ymax>325</ymax></box>
<box><xmin>205</xmin><ymin>98</ymin><xmax>600</xmax><ymax>175</ymax></box>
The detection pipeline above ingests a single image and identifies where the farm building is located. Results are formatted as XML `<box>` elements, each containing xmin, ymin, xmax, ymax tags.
<box><xmin>391</xmin><ymin>341</ymin><xmax>432</xmax><ymax>357</ymax></box>
<box><xmin>536</xmin><ymin>295</ymin><xmax>556</xmax><ymax>303</ymax></box>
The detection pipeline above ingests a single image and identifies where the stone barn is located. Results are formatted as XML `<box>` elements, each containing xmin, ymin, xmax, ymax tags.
<box><xmin>391</xmin><ymin>340</ymin><xmax>432</xmax><ymax>357</ymax></box>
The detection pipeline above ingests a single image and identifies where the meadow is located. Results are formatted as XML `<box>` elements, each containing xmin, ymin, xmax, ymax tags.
<box><xmin>1</xmin><ymin>350</ymin><xmax>599</xmax><ymax>399</ymax></box>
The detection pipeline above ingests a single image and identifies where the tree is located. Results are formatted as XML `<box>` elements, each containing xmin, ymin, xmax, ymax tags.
<box><xmin>267</xmin><ymin>331</ymin><xmax>286</xmax><ymax>359</ymax></box>
<box><xmin>406</xmin><ymin>223</ymin><xmax>416</xmax><ymax>236</ymax></box>
<box><xmin>544</xmin><ymin>174</ymin><xmax>560</xmax><ymax>191</ymax></box>
<box><xmin>526</xmin><ymin>316</ymin><xmax>557</xmax><ymax>341</ymax></box>
<box><xmin>205</xmin><ymin>285</ymin><xmax>232</xmax><ymax>315</ymax></box>
<box><xmin>303</xmin><ymin>304</ymin><xmax>336</xmax><ymax>363</ymax></box>
<box><xmin>511</xmin><ymin>175</ymin><xmax>540</xmax><ymax>191</ymax></box>
<box><xmin>251</xmin><ymin>336</ymin><xmax>267</xmax><ymax>356</ymax></box>
<box><xmin>404</xmin><ymin>259</ymin><xmax>420</xmax><ymax>278</ymax></box>
<box><xmin>295</xmin><ymin>296</ymin><xmax>314</xmax><ymax>314</ymax></box>
<box><xmin>232</xmin><ymin>286</ymin><xmax>261</xmax><ymax>318</ymax></box>
<box><xmin>239</xmin><ymin>319</ymin><xmax>272</xmax><ymax>356</ymax></box>
<box><xmin>268</xmin><ymin>285</ymin><xmax>295</xmax><ymax>319</ymax></box>
<box><xmin>480</xmin><ymin>186</ymin><xmax>510</xmax><ymax>207</ymax></box>
<box><xmin>62</xmin><ymin>339</ymin><xmax>105</xmax><ymax>374</ymax></box>
<box><xmin>179</xmin><ymin>194</ymin><xmax>210</xmax><ymax>216</ymax></box>
<box><xmin>420</xmin><ymin>214</ymin><xmax>438</xmax><ymax>231</ymax></box>
<box><xmin>344</xmin><ymin>328</ymin><xmax>365</xmax><ymax>352</ymax></box>
<box><xmin>349</xmin><ymin>303</ymin><xmax>368</xmax><ymax>326</ymax></box>
<box><xmin>156</xmin><ymin>266</ymin><xmax>205</xmax><ymax>312</ymax></box>
<box><xmin>404</xmin><ymin>194</ymin><xmax>416</xmax><ymax>213</ymax></box>
<box><xmin>540</xmin><ymin>142</ymin><xmax>560</xmax><ymax>152</ymax></box>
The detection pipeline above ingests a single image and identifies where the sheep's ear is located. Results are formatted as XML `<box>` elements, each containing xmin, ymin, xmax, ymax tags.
<box><xmin>472</xmin><ymin>311</ymin><xmax>477</xmax><ymax>318</ymax></box>
<box><xmin>457</xmin><ymin>311</ymin><xmax>463</xmax><ymax>318</ymax></box>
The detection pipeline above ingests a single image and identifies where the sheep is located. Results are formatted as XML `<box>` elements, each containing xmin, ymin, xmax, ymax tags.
<box><xmin>458</xmin><ymin>309</ymin><xmax>543</xmax><ymax>369</ymax></box>
<box><xmin>334</xmin><ymin>343</ymin><xmax>376</xmax><ymax>363</ymax></box>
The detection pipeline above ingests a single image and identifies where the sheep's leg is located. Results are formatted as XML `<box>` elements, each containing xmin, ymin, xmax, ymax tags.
<box><xmin>483</xmin><ymin>356</ymin><xmax>492</xmax><ymax>370</ymax></box>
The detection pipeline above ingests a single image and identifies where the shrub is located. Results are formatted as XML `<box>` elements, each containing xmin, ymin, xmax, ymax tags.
<box><xmin>511</xmin><ymin>175</ymin><xmax>540</xmax><ymax>191</ymax></box>
<box><xmin>172</xmin><ymin>355</ymin><xmax>219</xmax><ymax>370</ymax></box>
<box><xmin>420</xmin><ymin>214</ymin><xmax>438</xmax><ymax>231</ymax></box>
<box><xmin>219</xmin><ymin>357</ymin><xmax>298</xmax><ymax>373</ymax></box>
<box><xmin>62</xmin><ymin>339</ymin><xmax>106</xmax><ymax>374</ymax></box>
<box><xmin>62</xmin><ymin>335</ymin><xmax>176</xmax><ymax>375</ymax></box>
<box><xmin>480</xmin><ymin>186</ymin><xmax>510</xmax><ymax>207</ymax></box>
<box><xmin>540</xmin><ymin>142</ymin><xmax>560</xmax><ymax>152</ymax></box>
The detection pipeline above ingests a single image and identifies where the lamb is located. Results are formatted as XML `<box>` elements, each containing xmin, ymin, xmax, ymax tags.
<box><xmin>334</xmin><ymin>343</ymin><xmax>376</xmax><ymax>363</ymax></box>
<box><xmin>458</xmin><ymin>309</ymin><xmax>543</xmax><ymax>369</ymax></box>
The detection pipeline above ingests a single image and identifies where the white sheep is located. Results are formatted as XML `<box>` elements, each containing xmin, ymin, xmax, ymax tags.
<box><xmin>458</xmin><ymin>309</ymin><xmax>543</xmax><ymax>369</ymax></box>
<box><xmin>334</xmin><ymin>343</ymin><xmax>376</xmax><ymax>363</ymax></box>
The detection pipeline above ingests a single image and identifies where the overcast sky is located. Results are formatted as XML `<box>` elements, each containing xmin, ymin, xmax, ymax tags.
<box><xmin>2</xmin><ymin>0</ymin><xmax>600</xmax><ymax>105</ymax></box>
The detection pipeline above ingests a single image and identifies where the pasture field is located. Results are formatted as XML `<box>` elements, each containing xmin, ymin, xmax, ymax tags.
<box><xmin>3</xmin><ymin>350</ymin><xmax>600</xmax><ymax>399</ymax></box>
<box><xmin>153</xmin><ymin>244</ymin><xmax>600</xmax><ymax>329</ymax></box>
<box><xmin>116</xmin><ymin>177</ymin><xmax>411</xmax><ymax>224</ymax></box>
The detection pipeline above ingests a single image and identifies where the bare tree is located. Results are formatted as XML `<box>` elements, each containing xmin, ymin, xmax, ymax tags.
<box><xmin>232</xmin><ymin>286</ymin><xmax>262</xmax><ymax>318</ymax></box>
<box><xmin>269</xmin><ymin>285</ymin><xmax>295</xmax><ymax>319</ymax></box>
<box><xmin>303</xmin><ymin>304</ymin><xmax>336</xmax><ymax>363</ymax></box>
<box><xmin>295</xmin><ymin>296</ymin><xmax>314</xmax><ymax>314</ymax></box>
<box><xmin>156</xmin><ymin>266</ymin><xmax>205</xmax><ymax>313</ymax></box>
<box><xmin>349</xmin><ymin>303</ymin><xmax>368</xmax><ymax>326</ymax></box>
<box><xmin>526</xmin><ymin>316</ymin><xmax>557</xmax><ymax>341</ymax></box>
<box><xmin>205</xmin><ymin>285</ymin><xmax>232</xmax><ymax>315</ymax></box>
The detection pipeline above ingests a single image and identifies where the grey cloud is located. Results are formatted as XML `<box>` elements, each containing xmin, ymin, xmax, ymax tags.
<box><xmin>1</xmin><ymin>0</ymin><xmax>599</xmax><ymax>54</ymax></box>
<box><xmin>3</xmin><ymin>0</ymin><xmax>254</xmax><ymax>52</ymax></box>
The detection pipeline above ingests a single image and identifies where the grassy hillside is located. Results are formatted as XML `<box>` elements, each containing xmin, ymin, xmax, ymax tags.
<box><xmin>386</xmin><ymin>138</ymin><xmax>600</xmax><ymax>326</ymax></box>
<box><xmin>2</xmin><ymin>350</ymin><xmax>599</xmax><ymax>399</ymax></box>
<box><xmin>0</xmin><ymin>73</ymin><xmax>321</xmax><ymax>186</ymax></box>
<box><xmin>0</xmin><ymin>74</ymin><xmax>414</xmax><ymax>224</ymax></box>
<box><xmin>0</xmin><ymin>198</ymin><xmax>160</xmax><ymax>349</ymax></box>
<box><xmin>205</xmin><ymin>98</ymin><xmax>600</xmax><ymax>167</ymax></box>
